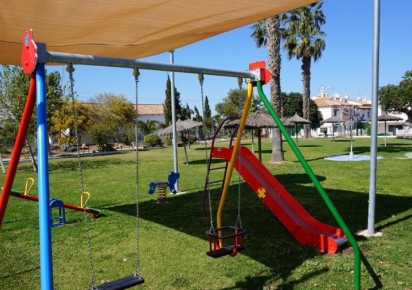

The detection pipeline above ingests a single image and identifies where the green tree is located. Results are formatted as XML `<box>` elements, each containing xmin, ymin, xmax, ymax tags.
<box><xmin>282</xmin><ymin>92</ymin><xmax>323</xmax><ymax>126</ymax></box>
<box><xmin>180</xmin><ymin>103</ymin><xmax>192</xmax><ymax>121</ymax></box>
<box><xmin>0</xmin><ymin>65</ymin><xmax>65</xmax><ymax>168</ymax></box>
<box><xmin>88</xmin><ymin>93</ymin><xmax>136</xmax><ymax>151</ymax></box>
<box><xmin>193</xmin><ymin>106</ymin><xmax>202</xmax><ymax>122</ymax></box>
<box><xmin>49</xmin><ymin>99</ymin><xmax>94</xmax><ymax>145</ymax></box>
<box><xmin>251</xmin><ymin>16</ymin><xmax>284</xmax><ymax>162</ymax></box>
<box><xmin>379</xmin><ymin>70</ymin><xmax>412</xmax><ymax>122</ymax></box>
<box><xmin>137</xmin><ymin>120</ymin><xmax>161</xmax><ymax>135</ymax></box>
<box><xmin>282</xmin><ymin>1</ymin><xmax>326</xmax><ymax>138</ymax></box>
<box><xmin>215</xmin><ymin>88</ymin><xmax>260</xmax><ymax>118</ymax></box>
<box><xmin>204</xmin><ymin>96</ymin><xmax>214</xmax><ymax>130</ymax></box>
<box><xmin>46</xmin><ymin>71</ymin><xmax>66</xmax><ymax>129</ymax></box>
<box><xmin>163</xmin><ymin>76</ymin><xmax>183</xmax><ymax>125</ymax></box>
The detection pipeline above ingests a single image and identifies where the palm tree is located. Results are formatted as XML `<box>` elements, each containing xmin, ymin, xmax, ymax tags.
<box><xmin>282</xmin><ymin>1</ymin><xmax>326</xmax><ymax>138</ymax></box>
<box><xmin>138</xmin><ymin>120</ymin><xmax>160</xmax><ymax>135</ymax></box>
<box><xmin>250</xmin><ymin>16</ymin><xmax>284</xmax><ymax>162</ymax></box>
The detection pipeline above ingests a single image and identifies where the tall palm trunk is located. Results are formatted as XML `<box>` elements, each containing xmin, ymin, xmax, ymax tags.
<box><xmin>266</xmin><ymin>16</ymin><xmax>284</xmax><ymax>162</ymax></box>
<box><xmin>301</xmin><ymin>56</ymin><xmax>311</xmax><ymax>138</ymax></box>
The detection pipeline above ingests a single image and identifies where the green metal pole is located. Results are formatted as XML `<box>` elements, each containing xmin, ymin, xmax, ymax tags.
<box><xmin>257</xmin><ymin>82</ymin><xmax>361</xmax><ymax>290</ymax></box>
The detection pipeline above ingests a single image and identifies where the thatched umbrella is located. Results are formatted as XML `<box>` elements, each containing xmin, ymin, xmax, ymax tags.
<box><xmin>160</xmin><ymin>119</ymin><xmax>202</xmax><ymax>164</ymax></box>
<box><xmin>286</xmin><ymin>113</ymin><xmax>311</xmax><ymax>146</ymax></box>
<box><xmin>321</xmin><ymin>116</ymin><xmax>346</xmax><ymax>141</ymax></box>
<box><xmin>225</xmin><ymin>111</ymin><xmax>279</xmax><ymax>161</ymax></box>
<box><xmin>378</xmin><ymin>114</ymin><xmax>403</xmax><ymax>146</ymax></box>
<box><xmin>159</xmin><ymin>119</ymin><xmax>202</xmax><ymax>135</ymax></box>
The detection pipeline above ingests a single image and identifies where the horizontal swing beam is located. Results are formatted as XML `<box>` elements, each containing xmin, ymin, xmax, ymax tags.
<box><xmin>46</xmin><ymin>50</ymin><xmax>258</xmax><ymax>79</ymax></box>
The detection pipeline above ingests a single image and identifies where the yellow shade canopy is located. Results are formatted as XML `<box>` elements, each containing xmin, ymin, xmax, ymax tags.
<box><xmin>0</xmin><ymin>0</ymin><xmax>316</xmax><ymax>65</ymax></box>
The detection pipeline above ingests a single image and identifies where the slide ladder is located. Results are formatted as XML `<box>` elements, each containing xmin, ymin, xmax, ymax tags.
<box><xmin>201</xmin><ymin>116</ymin><xmax>239</xmax><ymax>216</ymax></box>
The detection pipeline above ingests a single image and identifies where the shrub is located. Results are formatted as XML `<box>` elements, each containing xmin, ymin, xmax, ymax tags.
<box><xmin>88</xmin><ymin>123</ymin><xmax>115</xmax><ymax>151</ymax></box>
<box><xmin>182</xmin><ymin>134</ymin><xmax>198</xmax><ymax>144</ymax></box>
<box><xmin>60</xmin><ymin>143</ymin><xmax>77</xmax><ymax>152</ymax></box>
<box><xmin>163</xmin><ymin>135</ymin><xmax>172</xmax><ymax>146</ymax></box>
<box><xmin>0</xmin><ymin>147</ymin><xmax>10</xmax><ymax>154</ymax></box>
<box><xmin>144</xmin><ymin>134</ymin><xmax>161</xmax><ymax>147</ymax></box>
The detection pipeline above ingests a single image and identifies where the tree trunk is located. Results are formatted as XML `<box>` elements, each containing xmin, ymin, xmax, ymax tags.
<box><xmin>25</xmin><ymin>137</ymin><xmax>37</xmax><ymax>172</ymax></box>
<box><xmin>301</xmin><ymin>56</ymin><xmax>311</xmax><ymax>138</ymax></box>
<box><xmin>0</xmin><ymin>154</ymin><xmax>5</xmax><ymax>173</ymax></box>
<box><xmin>266</xmin><ymin>16</ymin><xmax>284</xmax><ymax>162</ymax></box>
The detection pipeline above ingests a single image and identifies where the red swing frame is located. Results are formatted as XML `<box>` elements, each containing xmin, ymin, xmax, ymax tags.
<box><xmin>206</xmin><ymin>226</ymin><xmax>246</xmax><ymax>258</ymax></box>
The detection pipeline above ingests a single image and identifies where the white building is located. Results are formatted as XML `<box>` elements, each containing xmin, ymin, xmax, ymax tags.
<box><xmin>313</xmin><ymin>92</ymin><xmax>372</xmax><ymax>136</ymax></box>
<box><xmin>313</xmin><ymin>92</ymin><xmax>408</xmax><ymax>137</ymax></box>
<box><xmin>136</xmin><ymin>104</ymin><xmax>165</xmax><ymax>123</ymax></box>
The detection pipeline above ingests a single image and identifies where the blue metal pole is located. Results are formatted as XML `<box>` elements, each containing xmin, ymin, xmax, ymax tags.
<box><xmin>36</xmin><ymin>63</ymin><xmax>54</xmax><ymax>290</ymax></box>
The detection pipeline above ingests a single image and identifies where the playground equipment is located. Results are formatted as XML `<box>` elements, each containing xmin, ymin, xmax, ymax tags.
<box><xmin>49</xmin><ymin>198</ymin><xmax>66</xmax><ymax>227</ymax></box>
<box><xmin>65</xmin><ymin>63</ymin><xmax>145</xmax><ymax>289</ymax></box>
<box><xmin>148</xmin><ymin>172</ymin><xmax>180</xmax><ymax>204</ymax></box>
<box><xmin>200</xmin><ymin>74</ymin><xmax>247</xmax><ymax>258</ymax></box>
<box><xmin>202</xmin><ymin>73</ymin><xmax>347</xmax><ymax>253</ymax></box>
<box><xmin>200</xmin><ymin>62</ymin><xmax>372</xmax><ymax>289</ymax></box>
<box><xmin>0</xmin><ymin>28</ymin><xmax>371</xmax><ymax>289</ymax></box>
<box><xmin>211</xmin><ymin>146</ymin><xmax>347</xmax><ymax>253</ymax></box>
<box><xmin>8</xmin><ymin>178</ymin><xmax>101</xmax><ymax>220</ymax></box>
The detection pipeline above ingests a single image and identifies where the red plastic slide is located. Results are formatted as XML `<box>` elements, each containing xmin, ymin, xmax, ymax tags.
<box><xmin>212</xmin><ymin>146</ymin><xmax>347</xmax><ymax>253</ymax></box>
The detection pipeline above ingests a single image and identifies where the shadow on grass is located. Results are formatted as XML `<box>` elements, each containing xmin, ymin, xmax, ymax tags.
<box><xmin>220</xmin><ymin>268</ymin><xmax>329</xmax><ymax>290</ymax></box>
<box><xmin>47</xmin><ymin>158</ymin><xmax>136</xmax><ymax>172</ymax></box>
<box><xmin>275</xmin><ymin>173</ymin><xmax>325</xmax><ymax>185</ymax></box>
<box><xmin>289</xmin><ymin>155</ymin><xmax>331</xmax><ymax>162</ymax></box>
<box><xmin>353</xmin><ymin>145</ymin><xmax>412</xmax><ymax>155</ymax></box>
<box><xmin>0</xmin><ymin>266</ymin><xmax>40</xmax><ymax>280</ymax></box>
<box><xmin>375</xmin><ymin>213</ymin><xmax>412</xmax><ymax>232</ymax></box>
<box><xmin>106</xmin><ymin>173</ymin><xmax>410</xmax><ymax>289</ymax></box>
<box><xmin>294</xmin><ymin>144</ymin><xmax>323</xmax><ymax>148</ymax></box>
<box><xmin>186</xmin><ymin>158</ymin><xmax>225</xmax><ymax>166</ymax></box>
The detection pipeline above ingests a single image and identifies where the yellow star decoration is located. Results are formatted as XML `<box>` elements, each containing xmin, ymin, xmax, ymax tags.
<box><xmin>257</xmin><ymin>187</ymin><xmax>266</xmax><ymax>199</ymax></box>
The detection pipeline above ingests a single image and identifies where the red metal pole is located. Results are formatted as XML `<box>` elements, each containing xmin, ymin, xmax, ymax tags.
<box><xmin>0</xmin><ymin>75</ymin><xmax>36</xmax><ymax>228</ymax></box>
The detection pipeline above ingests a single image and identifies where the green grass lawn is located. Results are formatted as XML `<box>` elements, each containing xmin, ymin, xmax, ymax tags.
<box><xmin>0</xmin><ymin>137</ymin><xmax>411</xmax><ymax>289</ymax></box>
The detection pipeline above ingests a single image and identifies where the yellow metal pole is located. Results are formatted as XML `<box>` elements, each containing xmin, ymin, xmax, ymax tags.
<box><xmin>217</xmin><ymin>82</ymin><xmax>253</xmax><ymax>235</ymax></box>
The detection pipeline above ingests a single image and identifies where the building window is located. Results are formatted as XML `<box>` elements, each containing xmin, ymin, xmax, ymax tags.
<box><xmin>333</xmin><ymin>108</ymin><xmax>339</xmax><ymax>117</ymax></box>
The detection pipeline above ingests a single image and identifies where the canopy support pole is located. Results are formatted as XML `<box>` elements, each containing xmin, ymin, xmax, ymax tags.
<box><xmin>37</xmin><ymin>62</ymin><xmax>54</xmax><ymax>290</ymax></box>
<box><xmin>368</xmin><ymin>0</ymin><xmax>380</xmax><ymax>235</ymax></box>
<box><xmin>169</xmin><ymin>51</ymin><xmax>179</xmax><ymax>191</ymax></box>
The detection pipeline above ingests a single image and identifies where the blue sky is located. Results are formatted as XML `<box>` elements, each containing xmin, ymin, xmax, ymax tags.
<box><xmin>53</xmin><ymin>0</ymin><xmax>412</xmax><ymax>116</ymax></box>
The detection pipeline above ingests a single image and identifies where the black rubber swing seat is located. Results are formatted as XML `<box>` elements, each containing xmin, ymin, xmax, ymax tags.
<box><xmin>92</xmin><ymin>274</ymin><xmax>144</xmax><ymax>290</ymax></box>
<box><xmin>206</xmin><ymin>226</ymin><xmax>246</xmax><ymax>258</ymax></box>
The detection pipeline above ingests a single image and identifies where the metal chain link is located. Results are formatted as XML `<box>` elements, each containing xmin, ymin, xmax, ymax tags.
<box><xmin>199</xmin><ymin>74</ymin><xmax>215</xmax><ymax>233</ymax></box>
<box><xmin>133</xmin><ymin>67</ymin><xmax>142</xmax><ymax>278</ymax></box>
<box><xmin>66</xmin><ymin>63</ymin><xmax>96</xmax><ymax>288</ymax></box>
<box><xmin>236</xmin><ymin>77</ymin><xmax>243</xmax><ymax>229</ymax></box>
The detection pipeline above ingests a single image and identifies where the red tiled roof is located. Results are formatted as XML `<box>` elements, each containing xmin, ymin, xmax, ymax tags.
<box><xmin>136</xmin><ymin>104</ymin><xmax>164</xmax><ymax>115</ymax></box>
<box><xmin>314</xmin><ymin>97</ymin><xmax>371</xmax><ymax>108</ymax></box>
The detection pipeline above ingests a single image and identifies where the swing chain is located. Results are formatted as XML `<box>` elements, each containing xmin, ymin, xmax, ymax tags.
<box><xmin>199</xmin><ymin>74</ymin><xmax>215</xmax><ymax>233</ymax></box>
<box><xmin>133</xmin><ymin>67</ymin><xmax>142</xmax><ymax>278</ymax></box>
<box><xmin>67</xmin><ymin>62</ymin><xmax>96</xmax><ymax>288</ymax></box>
<box><xmin>235</xmin><ymin>77</ymin><xmax>243</xmax><ymax>229</ymax></box>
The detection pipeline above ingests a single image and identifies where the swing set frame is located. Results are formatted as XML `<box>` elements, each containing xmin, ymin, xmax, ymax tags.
<box><xmin>0</xmin><ymin>29</ymin><xmax>264</xmax><ymax>290</ymax></box>
<box><xmin>0</xmin><ymin>28</ymin><xmax>367</xmax><ymax>290</ymax></box>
